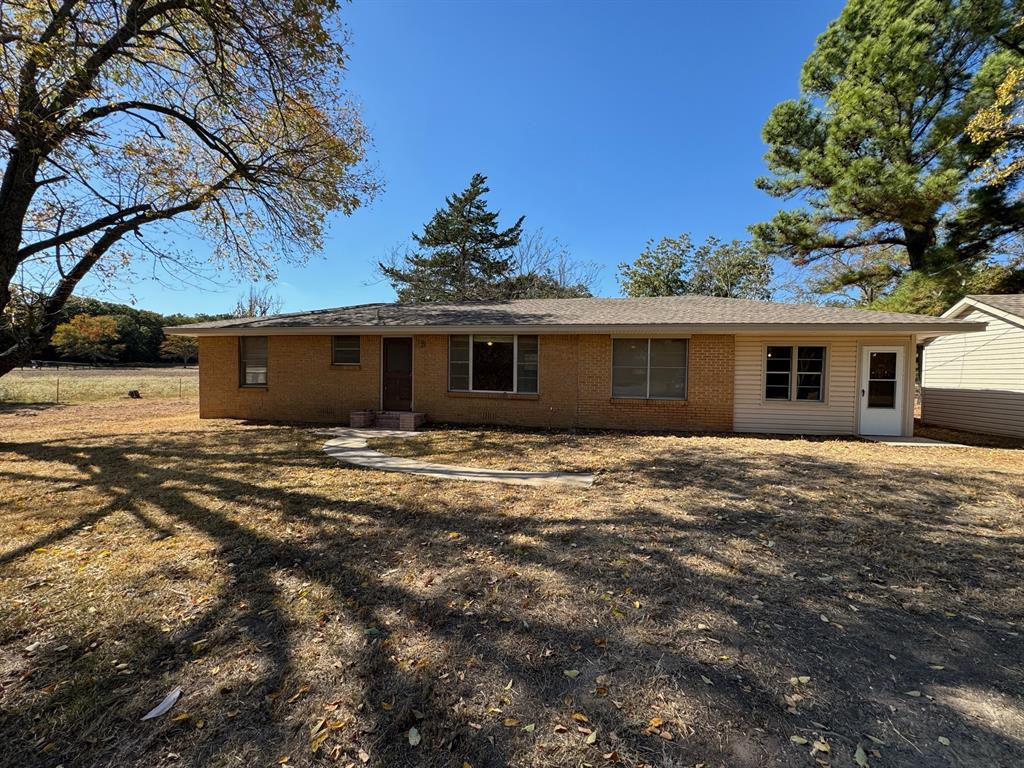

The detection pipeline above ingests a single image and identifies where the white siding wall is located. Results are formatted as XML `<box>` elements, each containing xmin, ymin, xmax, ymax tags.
<box><xmin>921</xmin><ymin>307</ymin><xmax>1024</xmax><ymax>391</ymax></box>
<box><xmin>921</xmin><ymin>305</ymin><xmax>1024</xmax><ymax>438</ymax></box>
<box><xmin>734</xmin><ymin>334</ymin><xmax>915</xmax><ymax>436</ymax></box>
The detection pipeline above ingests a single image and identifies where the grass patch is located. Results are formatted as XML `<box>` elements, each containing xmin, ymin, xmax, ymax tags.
<box><xmin>1</xmin><ymin>401</ymin><xmax>1022</xmax><ymax>767</ymax></box>
<box><xmin>0</xmin><ymin>368</ymin><xmax>198</xmax><ymax>404</ymax></box>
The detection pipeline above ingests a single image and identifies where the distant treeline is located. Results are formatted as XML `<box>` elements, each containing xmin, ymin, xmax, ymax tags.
<box><xmin>36</xmin><ymin>296</ymin><xmax>229</xmax><ymax>365</ymax></box>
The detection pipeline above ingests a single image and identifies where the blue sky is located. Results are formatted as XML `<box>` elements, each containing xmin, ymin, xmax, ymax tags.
<box><xmin>98</xmin><ymin>0</ymin><xmax>846</xmax><ymax>315</ymax></box>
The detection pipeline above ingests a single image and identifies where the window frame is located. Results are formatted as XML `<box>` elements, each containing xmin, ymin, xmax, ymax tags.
<box><xmin>331</xmin><ymin>335</ymin><xmax>361</xmax><ymax>366</ymax></box>
<box><xmin>611</xmin><ymin>337</ymin><xmax>689</xmax><ymax>401</ymax></box>
<box><xmin>762</xmin><ymin>343</ymin><xmax>828</xmax><ymax>403</ymax></box>
<box><xmin>447</xmin><ymin>334</ymin><xmax>539</xmax><ymax>394</ymax></box>
<box><xmin>239</xmin><ymin>335</ymin><xmax>268</xmax><ymax>388</ymax></box>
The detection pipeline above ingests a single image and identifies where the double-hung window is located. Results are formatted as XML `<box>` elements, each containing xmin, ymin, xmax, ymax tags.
<box><xmin>332</xmin><ymin>335</ymin><xmax>360</xmax><ymax>365</ymax></box>
<box><xmin>448</xmin><ymin>335</ymin><xmax>538</xmax><ymax>393</ymax></box>
<box><xmin>240</xmin><ymin>336</ymin><xmax>268</xmax><ymax>387</ymax></box>
<box><xmin>612</xmin><ymin>338</ymin><xmax>688</xmax><ymax>399</ymax></box>
<box><xmin>764</xmin><ymin>345</ymin><xmax>825</xmax><ymax>401</ymax></box>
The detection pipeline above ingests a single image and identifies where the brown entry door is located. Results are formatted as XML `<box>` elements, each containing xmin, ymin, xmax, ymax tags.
<box><xmin>382</xmin><ymin>338</ymin><xmax>413</xmax><ymax>411</ymax></box>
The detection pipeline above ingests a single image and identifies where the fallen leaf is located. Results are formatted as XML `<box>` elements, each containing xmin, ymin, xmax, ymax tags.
<box><xmin>700</xmin><ymin>675</ymin><xmax>713</xmax><ymax>685</ymax></box>
<box><xmin>311</xmin><ymin>730</ymin><xmax>330</xmax><ymax>753</ymax></box>
<box><xmin>141</xmin><ymin>687</ymin><xmax>183</xmax><ymax>721</ymax></box>
<box><xmin>790</xmin><ymin>735</ymin><xmax>809</xmax><ymax>745</ymax></box>
<box><xmin>407</xmin><ymin>727</ymin><xmax>421</xmax><ymax>746</ymax></box>
<box><xmin>358</xmin><ymin>749</ymin><xmax>370</xmax><ymax>763</ymax></box>
<box><xmin>563</xmin><ymin>669</ymin><xmax>579</xmax><ymax>679</ymax></box>
<box><xmin>811</xmin><ymin>739</ymin><xmax>830</xmax><ymax>755</ymax></box>
<box><xmin>649</xmin><ymin>717</ymin><xmax>665</xmax><ymax>728</ymax></box>
<box><xmin>503</xmin><ymin>718</ymin><xmax>519</xmax><ymax>727</ymax></box>
<box><xmin>854</xmin><ymin>744</ymin><xmax>870</xmax><ymax>766</ymax></box>
<box><xmin>522</xmin><ymin>723</ymin><xmax>535</xmax><ymax>733</ymax></box>
<box><xmin>938</xmin><ymin>736</ymin><xmax>950</xmax><ymax>746</ymax></box>
<box><xmin>585</xmin><ymin>730</ymin><xmax>598</xmax><ymax>744</ymax></box>
<box><xmin>571</xmin><ymin>712</ymin><xmax>589</xmax><ymax>723</ymax></box>
<box><xmin>904</xmin><ymin>690</ymin><xmax>922</xmax><ymax>697</ymax></box>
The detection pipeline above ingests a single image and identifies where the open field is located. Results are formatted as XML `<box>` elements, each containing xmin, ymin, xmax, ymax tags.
<box><xmin>0</xmin><ymin>367</ymin><xmax>198</xmax><ymax>404</ymax></box>
<box><xmin>1</xmin><ymin>400</ymin><xmax>1022</xmax><ymax>767</ymax></box>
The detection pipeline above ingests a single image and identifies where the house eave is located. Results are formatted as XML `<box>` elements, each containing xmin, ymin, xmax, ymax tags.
<box><xmin>165</xmin><ymin>321</ymin><xmax>987</xmax><ymax>337</ymax></box>
<box><xmin>942</xmin><ymin>296</ymin><xmax>1024</xmax><ymax>329</ymax></box>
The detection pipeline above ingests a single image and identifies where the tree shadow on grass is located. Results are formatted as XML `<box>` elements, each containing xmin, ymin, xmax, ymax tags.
<box><xmin>0</xmin><ymin>425</ymin><xmax>1022</xmax><ymax>767</ymax></box>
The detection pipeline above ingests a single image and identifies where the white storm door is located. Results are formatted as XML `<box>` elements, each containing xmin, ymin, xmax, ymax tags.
<box><xmin>858</xmin><ymin>346</ymin><xmax>904</xmax><ymax>436</ymax></box>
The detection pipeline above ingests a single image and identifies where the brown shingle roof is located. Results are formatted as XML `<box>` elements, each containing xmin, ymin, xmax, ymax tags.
<box><xmin>167</xmin><ymin>296</ymin><xmax>983</xmax><ymax>335</ymax></box>
<box><xmin>968</xmin><ymin>294</ymin><xmax>1024</xmax><ymax>319</ymax></box>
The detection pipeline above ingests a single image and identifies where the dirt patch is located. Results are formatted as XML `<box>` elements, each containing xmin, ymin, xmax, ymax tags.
<box><xmin>1</xmin><ymin>402</ymin><xmax>1022</xmax><ymax>767</ymax></box>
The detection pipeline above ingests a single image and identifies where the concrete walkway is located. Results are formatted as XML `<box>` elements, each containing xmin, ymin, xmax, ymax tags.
<box><xmin>860</xmin><ymin>434</ymin><xmax>966</xmax><ymax>447</ymax></box>
<box><xmin>321</xmin><ymin>428</ymin><xmax>595</xmax><ymax>488</ymax></box>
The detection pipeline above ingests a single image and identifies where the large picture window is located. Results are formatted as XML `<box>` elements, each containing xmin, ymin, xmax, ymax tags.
<box><xmin>240</xmin><ymin>336</ymin><xmax>268</xmax><ymax>387</ymax></box>
<box><xmin>448</xmin><ymin>335</ymin><xmax>539</xmax><ymax>393</ymax></box>
<box><xmin>764</xmin><ymin>345</ymin><xmax>825</xmax><ymax>401</ymax></box>
<box><xmin>612</xmin><ymin>338</ymin><xmax>688</xmax><ymax>399</ymax></box>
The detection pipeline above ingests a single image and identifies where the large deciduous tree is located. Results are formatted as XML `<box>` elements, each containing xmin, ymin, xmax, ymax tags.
<box><xmin>233</xmin><ymin>284</ymin><xmax>284</xmax><ymax>318</ymax></box>
<box><xmin>159</xmin><ymin>334</ymin><xmax>197</xmax><ymax>366</ymax></box>
<box><xmin>497</xmin><ymin>229</ymin><xmax>598</xmax><ymax>299</ymax></box>
<box><xmin>618</xmin><ymin>234</ymin><xmax>773</xmax><ymax>300</ymax></box>
<box><xmin>0</xmin><ymin>0</ymin><xmax>377</xmax><ymax>376</ymax></box>
<box><xmin>51</xmin><ymin>313</ymin><xmax>123</xmax><ymax>362</ymax></box>
<box><xmin>752</xmin><ymin>0</ymin><xmax>1023</xmax><ymax>291</ymax></box>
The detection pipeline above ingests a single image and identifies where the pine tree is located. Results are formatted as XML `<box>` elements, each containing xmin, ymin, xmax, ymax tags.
<box><xmin>752</xmin><ymin>0</ymin><xmax>1024</xmax><ymax>290</ymax></box>
<box><xmin>380</xmin><ymin>174</ymin><xmax>525</xmax><ymax>302</ymax></box>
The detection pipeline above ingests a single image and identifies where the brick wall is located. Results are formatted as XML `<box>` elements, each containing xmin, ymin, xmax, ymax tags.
<box><xmin>412</xmin><ymin>334</ymin><xmax>579</xmax><ymax>428</ymax></box>
<box><xmin>576</xmin><ymin>334</ymin><xmax>734</xmax><ymax>431</ymax></box>
<box><xmin>197</xmin><ymin>333</ymin><xmax>735</xmax><ymax>432</ymax></box>
<box><xmin>198</xmin><ymin>335</ymin><xmax>379</xmax><ymax>422</ymax></box>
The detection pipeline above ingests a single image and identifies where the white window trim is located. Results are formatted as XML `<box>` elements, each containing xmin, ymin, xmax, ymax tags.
<box><xmin>449</xmin><ymin>334</ymin><xmax>538</xmax><ymax>394</ymax></box>
<box><xmin>762</xmin><ymin>343</ymin><xmax>828</xmax><ymax>403</ymax></box>
<box><xmin>611</xmin><ymin>337</ymin><xmax>688</xmax><ymax>401</ymax></box>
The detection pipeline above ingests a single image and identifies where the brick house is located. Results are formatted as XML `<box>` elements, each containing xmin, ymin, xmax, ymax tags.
<box><xmin>166</xmin><ymin>296</ymin><xmax>984</xmax><ymax>437</ymax></box>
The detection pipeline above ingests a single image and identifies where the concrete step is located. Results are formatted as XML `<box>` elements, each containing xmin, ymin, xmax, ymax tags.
<box><xmin>349</xmin><ymin>410</ymin><xmax>426</xmax><ymax>430</ymax></box>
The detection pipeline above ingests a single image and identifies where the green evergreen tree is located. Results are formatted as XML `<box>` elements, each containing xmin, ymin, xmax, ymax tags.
<box><xmin>380</xmin><ymin>174</ymin><xmax>525</xmax><ymax>302</ymax></box>
<box><xmin>752</xmin><ymin>0</ymin><xmax>1024</xmax><ymax>294</ymax></box>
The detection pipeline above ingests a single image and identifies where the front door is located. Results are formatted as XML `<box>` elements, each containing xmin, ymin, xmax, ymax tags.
<box><xmin>382</xmin><ymin>338</ymin><xmax>413</xmax><ymax>411</ymax></box>
<box><xmin>858</xmin><ymin>346</ymin><xmax>904</xmax><ymax>436</ymax></box>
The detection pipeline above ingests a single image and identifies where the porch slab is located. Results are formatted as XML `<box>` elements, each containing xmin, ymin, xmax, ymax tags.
<box><xmin>860</xmin><ymin>434</ymin><xmax>966</xmax><ymax>447</ymax></box>
<box><xmin>322</xmin><ymin>429</ymin><xmax>595</xmax><ymax>488</ymax></box>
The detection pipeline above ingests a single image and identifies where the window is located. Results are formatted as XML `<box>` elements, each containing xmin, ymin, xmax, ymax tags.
<box><xmin>332</xmin><ymin>335</ymin><xmax>360</xmax><ymax>365</ymax></box>
<box><xmin>764</xmin><ymin>345</ymin><xmax>825</xmax><ymax>401</ymax></box>
<box><xmin>240</xmin><ymin>336</ymin><xmax>268</xmax><ymax>387</ymax></box>
<box><xmin>612</xmin><ymin>338</ymin><xmax>688</xmax><ymax>399</ymax></box>
<box><xmin>867</xmin><ymin>351</ymin><xmax>897</xmax><ymax>408</ymax></box>
<box><xmin>448</xmin><ymin>335</ymin><xmax>539</xmax><ymax>393</ymax></box>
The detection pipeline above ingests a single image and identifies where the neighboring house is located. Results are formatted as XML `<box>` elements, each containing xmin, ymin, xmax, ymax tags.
<box><xmin>921</xmin><ymin>294</ymin><xmax>1024</xmax><ymax>439</ymax></box>
<box><xmin>166</xmin><ymin>296</ymin><xmax>983</xmax><ymax>437</ymax></box>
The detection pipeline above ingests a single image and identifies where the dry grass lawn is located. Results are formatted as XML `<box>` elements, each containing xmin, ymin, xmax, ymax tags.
<box><xmin>0</xmin><ymin>367</ymin><xmax>198</xmax><ymax>404</ymax></box>
<box><xmin>1</xmin><ymin>400</ymin><xmax>1022</xmax><ymax>768</ymax></box>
